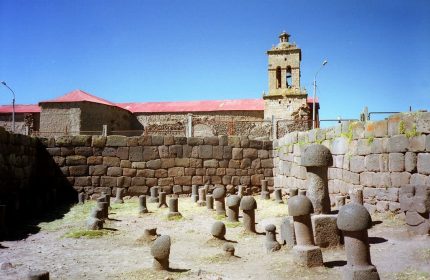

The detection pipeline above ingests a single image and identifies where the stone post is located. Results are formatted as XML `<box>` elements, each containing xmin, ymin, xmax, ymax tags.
<box><xmin>223</xmin><ymin>243</ymin><xmax>235</xmax><ymax>257</ymax></box>
<box><xmin>187</xmin><ymin>113</ymin><xmax>193</xmax><ymax>137</ymax></box>
<box><xmin>149</xmin><ymin>186</ymin><xmax>159</xmax><ymax>203</ymax></box>
<box><xmin>97</xmin><ymin>198</ymin><xmax>108</xmax><ymax>219</ymax></box>
<box><xmin>114</xmin><ymin>188</ymin><xmax>124</xmax><ymax>204</ymax></box>
<box><xmin>337</xmin><ymin>203</ymin><xmax>379</xmax><ymax>280</ymax></box>
<box><xmin>158</xmin><ymin>192</ymin><xmax>168</xmax><ymax>208</ymax></box>
<box><xmin>206</xmin><ymin>194</ymin><xmax>214</xmax><ymax>210</ymax></box>
<box><xmin>213</xmin><ymin>187</ymin><xmax>226</xmax><ymax>216</ymax></box>
<box><xmin>288</xmin><ymin>195</ymin><xmax>323</xmax><ymax>267</ymax></box>
<box><xmin>261</xmin><ymin>179</ymin><xmax>270</xmax><ymax>200</ymax></box>
<box><xmin>301</xmin><ymin>144</ymin><xmax>332</xmax><ymax>214</ymax></box>
<box><xmin>289</xmin><ymin>188</ymin><xmax>298</xmax><ymax>197</ymax></box>
<box><xmin>101</xmin><ymin>191</ymin><xmax>111</xmax><ymax>208</ymax></box>
<box><xmin>211</xmin><ymin>221</ymin><xmax>226</xmax><ymax>240</ymax></box>
<box><xmin>197</xmin><ymin>187</ymin><xmax>206</xmax><ymax>206</ymax></box>
<box><xmin>191</xmin><ymin>185</ymin><xmax>199</xmax><ymax>203</ymax></box>
<box><xmin>78</xmin><ymin>193</ymin><xmax>85</xmax><ymax>205</ymax></box>
<box><xmin>87</xmin><ymin>207</ymin><xmax>104</xmax><ymax>230</ymax></box>
<box><xmin>151</xmin><ymin>235</ymin><xmax>171</xmax><ymax>271</ymax></box>
<box><xmin>26</xmin><ymin>270</ymin><xmax>50</xmax><ymax>280</ymax></box>
<box><xmin>265</xmin><ymin>224</ymin><xmax>281</xmax><ymax>252</ymax></box>
<box><xmin>102</xmin><ymin>124</ymin><xmax>108</xmax><ymax>136</ymax></box>
<box><xmin>271</xmin><ymin>114</ymin><xmax>276</xmax><ymax>140</ymax></box>
<box><xmin>240</xmin><ymin>196</ymin><xmax>257</xmax><ymax>233</ymax></box>
<box><xmin>274</xmin><ymin>189</ymin><xmax>283</xmax><ymax>204</ymax></box>
<box><xmin>167</xmin><ymin>197</ymin><xmax>182</xmax><ymax>218</ymax></box>
<box><xmin>138</xmin><ymin>195</ymin><xmax>148</xmax><ymax>214</ymax></box>
<box><xmin>350</xmin><ymin>189</ymin><xmax>364</xmax><ymax>205</ymax></box>
<box><xmin>226</xmin><ymin>195</ymin><xmax>241</xmax><ymax>222</ymax></box>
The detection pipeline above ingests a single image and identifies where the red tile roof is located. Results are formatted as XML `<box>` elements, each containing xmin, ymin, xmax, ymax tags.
<box><xmin>116</xmin><ymin>99</ymin><xmax>265</xmax><ymax>113</ymax></box>
<box><xmin>39</xmin><ymin>89</ymin><xmax>116</xmax><ymax>106</ymax></box>
<box><xmin>117</xmin><ymin>97</ymin><xmax>318</xmax><ymax>113</ymax></box>
<box><xmin>0</xmin><ymin>104</ymin><xmax>41</xmax><ymax>113</ymax></box>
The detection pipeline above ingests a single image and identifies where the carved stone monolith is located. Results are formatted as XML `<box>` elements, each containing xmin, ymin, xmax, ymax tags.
<box><xmin>206</xmin><ymin>194</ymin><xmax>214</xmax><ymax>210</ymax></box>
<box><xmin>213</xmin><ymin>187</ymin><xmax>226</xmax><ymax>216</ymax></box>
<box><xmin>197</xmin><ymin>187</ymin><xmax>207</xmax><ymax>206</ymax></box>
<box><xmin>265</xmin><ymin>224</ymin><xmax>281</xmax><ymax>252</ymax></box>
<box><xmin>274</xmin><ymin>189</ymin><xmax>283</xmax><ymax>204</ymax></box>
<box><xmin>114</xmin><ymin>187</ymin><xmax>124</xmax><ymax>204</ymax></box>
<box><xmin>211</xmin><ymin>221</ymin><xmax>226</xmax><ymax>240</ymax></box>
<box><xmin>260</xmin><ymin>180</ymin><xmax>270</xmax><ymax>200</ymax></box>
<box><xmin>150</xmin><ymin>235</ymin><xmax>171</xmax><ymax>270</ymax></box>
<box><xmin>167</xmin><ymin>197</ymin><xmax>182</xmax><ymax>218</ymax></box>
<box><xmin>158</xmin><ymin>191</ymin><xmax>168</xmax><ymax>208</ymax></box>
<box><xmin>240</xmin><ymin>196</ymin><xmax>257</xmax><ymax>233</ymax></box>
<box><xmin>226</xmin><ymin>195</ymin><xmax>241</xmax><ymax>222</ymax></box>
<box><xmin>138</xmin><ymin>195</ymin><xmax>148</xmax><ymax>214</ymax></box>
<box><xmin>191</xmin><ymin>184</ymin><xmax>199</xmax><ymax>203</ymax></box>
<box><xmin>149</xmin><ymin>186</ymin><xmax>159</xmax><ymax>203</ymax></box>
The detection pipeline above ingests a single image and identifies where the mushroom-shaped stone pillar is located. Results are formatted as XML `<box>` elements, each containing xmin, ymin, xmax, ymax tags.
<box><xmin>149</xmin><ymin>186</ymin><xmax>159</xmax><ymax>203</ymax></box>
<box><xmin>301</xmin><ymin>144</ymin><xmax>332</xmax><ymax>214</ymax></box>
<box><xmin>337</xmin><ymin>203</ymin><xmax>379</xmax><ymax>280</ymax></box>
<box><xmin>211</xmin><ymin>221</ymin><xmax>226</xmax><ymax>240</ymax></box>
<box><xmin>158</xmin><ymin>191</ymin><xmax>168</xmax><ymax>208</ymax></box>
<box><xmin>167</xmin><ymin>197</ymin><xmax>182</xmax><ymax>218</ymax></box>
<box><xmin>265</xmin><ymin>224</ymin><xmax>281</xmax><ymax>252</ymax></box>
<box><xmin>240</xmin><ymin>196</ymin><xmax>257</xmax><ymax>233</ymax></box>
<box><xmin>213</xmin><ymin>187</ymin><xmax>226</xmax><ymax>216</ymax></box>
<box><xmin>114</xmin><ymin>187</ymin><xmax>125</xmax><ymax>204</ymax></box>
<box><xmin>226</xmin><ymin>195</ymin><xmax>241</xmax><ymax>222</ymax></box>
<box><xmin>288</xmin><ymin>195</ymin><xmax>323</xmax><ymax>267</ymax></box>
<box><xmin>150</xmin><ymin>235</ymin><xmax>171</xmax><ymax>271</ymax></box>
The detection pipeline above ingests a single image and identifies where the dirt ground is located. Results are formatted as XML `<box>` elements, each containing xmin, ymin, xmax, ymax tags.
<box><xmin>1</xmin><ymin>196</ymin><xmax>429</xmax><ymax>280</ymax></box>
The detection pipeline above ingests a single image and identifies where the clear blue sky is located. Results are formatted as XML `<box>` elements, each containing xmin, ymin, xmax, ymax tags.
<box><xmin>1</xmin><ymin>0</ymin><xmax>429</xmax><ymax>125</ymax></box>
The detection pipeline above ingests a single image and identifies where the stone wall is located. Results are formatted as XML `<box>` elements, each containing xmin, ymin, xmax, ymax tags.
<box><xmin>0</xmin><ymin>127</ymin><xmax>75</xmax><ymax>227</ymax></box>
<box><xmin>137</xmin><ymin>111</ymin><xmax>270</xmax><ymax>138</ymax></box>
<box><xmin>273</xmin><ymin>112</ymin><xmax>430</xmax><ymax>214</ymax></box>
<box><xmin>45</xmin><ymin>134</ymin><xmax>275</xmax><ymax>197</ymax></box>
<box><xmin>0</xmin><ymin>113</ymin><xmax>40</xmax><ymax>135</ymax></box>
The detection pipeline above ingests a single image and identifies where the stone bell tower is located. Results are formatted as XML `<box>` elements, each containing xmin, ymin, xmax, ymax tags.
<box><xmin>263</xmin><ymin>31</ymin><xmax>310</xmax><ymax>122</ymax></box>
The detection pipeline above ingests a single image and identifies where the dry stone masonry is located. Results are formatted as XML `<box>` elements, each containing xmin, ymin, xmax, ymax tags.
<box><xmin>274</xmin><ymin>112</ymin><xmax>430</xmax><ymax>214</ymax></box>
<box><xmin>400</xmin><ymin>184</ymin><xmax>430</xmax><ymax>234</ymax></box>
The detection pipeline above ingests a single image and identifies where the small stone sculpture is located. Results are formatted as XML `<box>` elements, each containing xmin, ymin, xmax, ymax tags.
<box><xmin>226</xmin><ymin>195</ymin><xmax>241</xmax><ymax>222</ymax></box>
<box><xmin>138</xmin><ymin>195</ymin><xmax>148</xmax><ymax>214</ymax></box>
<box><xmin>167</xmin><ymin>197</ymin><xmax>182</xmax><ymax>218</ymax></box>
<box><xmin>137</xmin><ymin>228</ymin><xmax>159</xmax><ymax>244</ymax></box>
<box><xmin>223</xmin><ymin>243</ymin><xmax>235</xmax><ymax>257</ymax></box>
<box><xmin>158</xmin><ymin>192</ymin><xmax>168</xmax><ymax>208</ymax></box>
<box><xmin>197</xmin><ymin>188</ymin><xmax>207</xmax><ymax>206</ymax></box>
<box><xmin>301</xmin><ymin>144</ymin><xmax>332</xmax><ymax>214</ymax></box>
<box><xmin>114</xmin><ymin>187</ymin><xmax>124</xmax><ymax>204</ymax></box>
<box><xmin>211</xmin><ymin>221</ymin><xmax>226</xmax><ymax>240</ymax></box>
<box><xmin>206</xmin><ymin>194</ymin><xmax>214</xmax><ymax>210</ymax></box>
<box><xmin>25</xmin><ymin>269</ymin><xmax>50</xmax><ymax>280</ymax></box>
<box><xmin>274</xmin><ymin>189</ymin><xmax>283</xmax><ymax>204</ymax></box>
<box><xmin>240</xmin><ymin>196</ymin><xmax>257</xmax><ymax>233</ymax></box>
<box><xmin>149</xmin><ymin>186</ymin><xmax>159</xmax><ymax>203</ymax></box>
<box><xmin>400</xmin><ymin>184</ymin><xmax>430</xmax><ymax>235</ymax></box>
<box><xmin>97</xmin><ymin>198</ymin><xmax>109</xmax><ymax>219</ymax></box>
<box><xmin>288</xmin><ymin>195</ymin><xmax>323</xmax><ymax>267</ymax></box>
<box><xmin>289</xmin><ymin>188</ymin><xmax>298</xmax><ymax>197</ymax></box>
<box><xmin>213</xmin><ymin>187</ymin><xmax>227</xmax><ymax>216</ymax></box>
<box><xmin>260</xmin><ymin>180</ymin><xmax>270</xmax><ymax>200</ymax></box>
<box><xmin>87</xmin><ymin>207</ymin><xmax>104</xmax><ymax>230</ymax></box>
<box><xmin>191</xmin><ymin>185</ymin><xmax>199</xmax><ymax>203</ymax></box>
<box><xmin>78</xmin><ymin>192</ymin><xmax>85</xmax><ymax>205</ymax></box>
<box><xmin>265</xmin><ymin>224</ymin><xmax>281</xmax><ymax>252</ymax></box>
<box><xmin>337</xmin><ymin>203</ymin><xmax>379</xmax><ymax>280</ymax></box>
<box><xmin>150</xmin><ymin>235</ymin><xmax>171</xmax><ymax>270</ymax></box>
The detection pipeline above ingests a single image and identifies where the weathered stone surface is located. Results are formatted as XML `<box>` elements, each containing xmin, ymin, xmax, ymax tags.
<box><xmin>387</xmin><ymin>135</ymin><xmax>409</xmax><ymax>153</ymax></box>
<box><xmin>66</xmin><ymin>155</ymin><xmax>87</xmax><ymax>166</ymax></box>
<box><xmin>103</xmin><ymin>156</ymin><xmax>120</xmax><ymax>167</ymax></box>
<box><xmin>146</xmin><ymin>159</ymin><xmax>162</xmax><ymax>169</ymax></box>
<box><xmin>350</xmin><ymin>156</ymin><xmax>365</xmax><ymax>173</ymax></box>
<box><xmin>143</xmin><ymin>146</ymin><xmax>159</xmax><ymax>161</ymax></box>
<box><xmin>69</xmin><ymin>165</ymin><xmax>88</xmax><ymax>176</ymax></box>
<box><xmin>129</xmin><ymin>146</ymin><xmax>143</xmax><ymax>162</ymax></box>
<box><xmin>311</xmin><ymin>214</ymin><xmax>341</xmax><ymax>248</ymax></box>
<box><xmin>199</xmin><ymin>145</ymin><xmax>213</xmax><ymax>159</ymax></box>
<box><xmin>405</xmin><ymin>152</ymin><xmax>417</xmax><ymax>172</ymax></box>
<box><xmin>417</xmin><ymin>153</ymin><xmax>430</xmax><ymax>175</ymax></box>
<box><xmin>389</xmin><ymin>153</ymin><xmax>405</xmax><ymax>172</ymax></box>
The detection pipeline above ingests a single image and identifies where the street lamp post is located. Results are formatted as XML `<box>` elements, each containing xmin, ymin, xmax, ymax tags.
<box><xmin>312</xmin><ymin>60</ymin><xmax>328</xmax><ymax>129</ymax></box>
<box><xmin>1</xmin><ymin>81</ymin><xmax>16</xmax><ymax>133</ymax></box>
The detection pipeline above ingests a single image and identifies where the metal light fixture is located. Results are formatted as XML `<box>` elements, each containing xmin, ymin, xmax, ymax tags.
<box><xmin>1</xmin><ymin>81</ymin><xmax>16</xmax><ymax>133</ymax></box>
<box><xmin>312</xmin><ymin>60</ymin><xmax>328</xmax><ymax>129</ymax></box>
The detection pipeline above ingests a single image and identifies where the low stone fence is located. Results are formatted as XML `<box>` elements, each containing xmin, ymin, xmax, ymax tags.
<box><xmin>273</xmin><ymin>112</ymin><xmax>430</xmax><ymax>213</ymax></box>
<box><xmin>44</xmin><ymin>135</ymin><xmax>275</xmax><ymax>197</ymax></box>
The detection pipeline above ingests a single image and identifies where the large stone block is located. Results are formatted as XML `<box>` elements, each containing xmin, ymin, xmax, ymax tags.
<box><xmin>390</xmin><ymin>172</ymin><xmax>411</xmax><ymax>187</ymax></box>
<box><xmin>311</xmin><ymin>214</ymin><xmax>341</xmax><ymax>248</ymax></box>
<box><xmin>223</xmin><ymin>146</ymin><xmax>232</xmax><ymax>159</ymax></box>
<box><xmin>174</xmin><ymin>176</ymin><xmax>192</xmax><ymax>185</ymax></box>
<box><xmin>131</xmin><ymin>176</ymin><xmax>145</xmax><ymax>186</ymax></box>
<box><xmin>101</xmin><ymin>176</ymin><xmax>117</xmax><ymax>188</ymax></box>
<box><xmin>66</xmin><ymin>155</ymin><xmax>87</xmax><ymax>166</ymax></box>
<box><xmin>138</xmin><ymin>135</ymin><xmax>152</xmax><ymax>146</ymax></box>
<box><xmin>102</xmin><ymin>147</ymin><xmax>117</xmax><ymax>157</ymax></box>
<box><xmin>151</xmin><ymin>135</ymin><xmax>164</xmax><ymax>146</ymax></box>
<box><xmin>417</xmin><ymin>153</ymin><xmax>430</xmax><ymax>175</ymax></box>
<box><xmin>74</xmin><ymin>147</ymin><xmax>93</xmax><ymax>157</ymax></box>
<box><xmin>168</xmin><ymin>145</ymin><xmax>183</xmax><ymax>157</ymax></box>
<box><xmin>129</xmin><ymin>146</ymin><xmax>143</xmax><ymax>162</ymax></box>
<box><xmin>92</xmin><ymin>136</ymin><xmax>107</xmax><ymax>148</ymax></box>
<box><xmin>356</xmin><ymin>139</ymin><xmax>371</xmax><ymax>155</ymax></box>
<box><xmin>416</xmin><ymin>112</ymin><xmax>430</xmax><ymax>133</ymax></box>
<box><xmin>187</xmin><ymin>137</ymin><xmax>203</xmax><ymax>146</ymax></box>
<box><xmin>212</xmin><ymin>146</ymin><xmax>223</xmax><ymax>159</ymax></box>
<box><xmin>387</xmin><ymin>135</ymin><xmax>409</xmax><ymax>153</ymax></box>
<box><xmin>199</xmin><ymin>145</ymin><xmax>213</xmax><ymax>159</ymax></box>
<box><xmin>243</xmin><ymin>148</ymin><xmax>258</xmax><ymax>159</ymax></box>
<box><xmin>261</xmin><ymin>159</ymin><xmax>274</xmax><ymax>168</ymax></box>
<box><xmin>116</xmin><ymin>147</ymin><xmax>129</xmax><ymax>160</ymax></box>
<box><xmin>409</xmin><ymin>135</ymin><xmax>426</xmax><ymax>152</ymax></box>
<box><xmin>69</xmin><ymin>165</ymin><xmax>88</xmax><ymax>176</ymax></box>
<box><xmin>364</xmin><ymin>154</ymin><xmax>380</xmax><ymax>172</ymax></box>
<box><xmin>168</xmin><ymin>167</ymin><xmax>185</xmax><ymax>176</ymax></box>
<box><xmin>204</xmin><ymin>136</ymin><xmax>219</xmax><ymax>145</ymax></box>
<box><xmin>146</xmin><ymin>159</ymin><xmax>162</xmax><ymax>169</ymax></box>
<box><xmin>106</xmin><ymin>135</ymin><xmax>127</xmax><ymax>147</ymax></box>
<box><xmin>103</xmin><ymin>156</ymin><xmax>120</xmax><ymax>167</ymax></box>
<box><xmin>89</xmin><ymin>165</ymin><xmax>107</xmax><ymax>176</ymax></box>
<box><xmin>232</xmin><ymin>148</ymin><xmax>243</xmax><ymax>159</ymax></box>
<box><xmin>389</xmin><ymin>153</ymin><xmax>405</xmax><ymax>172</ymax></box>
<box><xmin>405</xmin><ymin>152</ymin><xmax>417</xmax><ymax>172</ymax></box>
<box><xmin>143</xmin><ymin>146</ymin><xmax>160</xmax><ymax>161</ymax></box>
<box><xmin>280</xmin><ymin>217</ymin><xmax>295</xmax><ymax>247</ymax></box>
<box><xmin>331</xmin><ymin>137</ymin><xmax>348</xmax><ymax>155</ymax></box>
<box><xmin>350</xmin><ymin>156</ymin><xmax>365</xmax><ymax>173</ymax></box>
<box><xmin>137</xmin><ymin>169</ymin><xmax>154</xmax><ymax>177</ymax></box>
<box><xmin>203</xmin><ymin>159</ymin><xmax>218</xmax><ymax>168</ymax></box>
